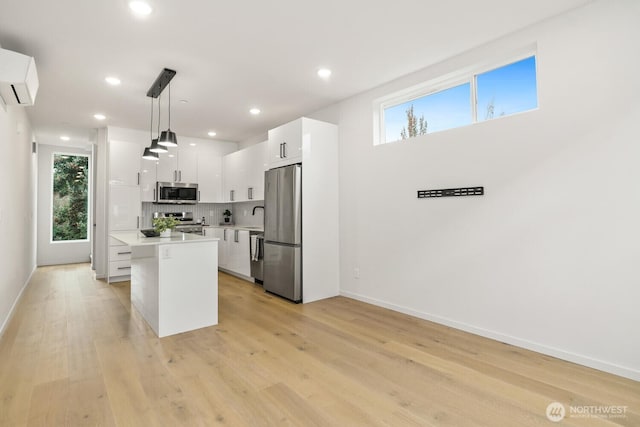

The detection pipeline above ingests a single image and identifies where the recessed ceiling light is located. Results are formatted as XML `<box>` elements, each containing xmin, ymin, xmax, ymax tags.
<box><xmin>249</xmin><ymin>108</ymin><xmax>261</xmax><ymax>115</ymax></box>
<box><xmin>207</xmin><ymin>131</ymin><xmax>217</xmax><ymax>137</ymax></box>
<box><xmin>180</xmin><ymin>99</ymin><xmax>189</xmax><ymax>104</ymax></box>
<box><xmin>317</xmin><ymin>68</ymin><xmax>332</xmax><ymax>79</ymax></box>
<box><xmin>189</xmin><ymin>143</ymin><xmax>197</xmax><ymax>146</ymax></box>
<box><xmin>168</xmin><ymin>154</ymin><xmax>175</xmax><ymax>158</ymax></box>
<box><xmin>129</xmin><ymin>1</ymin><xmax>152</xmax><ymax>16</ymax></box>
<box><xmin>94</xmin><ymin>113</ymin><xmax>106</xmax><ymax>120</ymax></box>
<box><xmin>105</xmin><ymin>76</ymin><xmax>121</xmax><ymax>86</ymax></box>
<box><xmin>60</xmin><ymin>136</ymin><xmax>70</xmax><ymax>141</ymax></box>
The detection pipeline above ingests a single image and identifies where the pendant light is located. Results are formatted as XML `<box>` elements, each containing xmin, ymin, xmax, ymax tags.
<box><xmin>158</xmin><ymin>82</ymin><xmax>178</xmax><ymax>147</ymax></box>
<box><xmin>142</xmin><ymin>96</ymin><xmax>160</xmax><ymax>160</ymax></box>
<box><xmin>149</xmin><ymin>93</ymin><xmax>168</xmax><ymax>153</ymax></box>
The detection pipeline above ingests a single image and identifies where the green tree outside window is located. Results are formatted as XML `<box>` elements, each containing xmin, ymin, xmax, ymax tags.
<box><xmin>52</xmin><ymin>154</ymin><xmax>89</xmax><ymax>241</ymax></box>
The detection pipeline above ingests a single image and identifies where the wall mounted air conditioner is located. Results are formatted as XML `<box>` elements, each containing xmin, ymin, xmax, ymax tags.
<box><xmin>0</xmin><ymin>47</ymin><xmax>39</xmax><ymax>108</ymax></box>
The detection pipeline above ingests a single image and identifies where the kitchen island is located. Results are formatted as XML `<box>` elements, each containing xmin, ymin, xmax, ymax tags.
<box><xmin>110</xmin><ymin>231</ymin><xmax>219</xmax><ymax>337</ymax></box>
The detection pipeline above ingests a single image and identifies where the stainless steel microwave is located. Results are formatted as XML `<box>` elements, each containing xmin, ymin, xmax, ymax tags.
<box><xmin>156</xmin><ymin>182</ymin><xmax>198</xmax><ymax>204</ymax></box>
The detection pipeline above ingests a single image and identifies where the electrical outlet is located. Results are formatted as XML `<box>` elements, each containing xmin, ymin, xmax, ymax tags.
<box><xmin>354</xmin><ymin>267</ymin><xmax>360</xmax><ymax>279</ymax></box>
<box><xmin>162</xmin><ymin>247</ymin><xmax>171</xmax><ymax>259</ymax></box>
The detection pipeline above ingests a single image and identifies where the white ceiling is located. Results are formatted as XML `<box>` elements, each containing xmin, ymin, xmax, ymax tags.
<box><xmin>0</xmin><ymin>0</ymin><xmax>593</xmax><ymax>146</ymax></box>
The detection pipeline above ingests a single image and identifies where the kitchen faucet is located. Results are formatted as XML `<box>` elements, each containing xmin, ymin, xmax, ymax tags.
<box><xmin>252</xmin><ymin>206</ymin><xmax>264</xmax><ymax>215</ymax></box>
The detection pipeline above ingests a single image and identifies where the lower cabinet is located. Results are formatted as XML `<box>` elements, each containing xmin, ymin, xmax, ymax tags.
<box><xmin>205</xmin><ymin>227</ymin><xmax>251</xmax><ymax>278</ymax></box>
<box><xmin>108</xmin><ymin>237</ymin><xmax>132</xmax><ymax>282</ymax></box>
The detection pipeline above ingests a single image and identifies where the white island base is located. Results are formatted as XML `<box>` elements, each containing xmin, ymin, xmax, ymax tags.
<box><xmin>111</xmin><ymin>232</ymin><xmax>218</xmax><ymax>337</ymax></box>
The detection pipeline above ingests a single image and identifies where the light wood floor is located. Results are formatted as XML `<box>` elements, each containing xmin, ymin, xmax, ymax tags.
<box><xmin>0</xmin><ymin>264</ymin><xmax>638</xmax><ymax>426</ymax></box>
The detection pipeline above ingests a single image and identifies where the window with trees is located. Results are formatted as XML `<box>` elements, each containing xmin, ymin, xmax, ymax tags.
<box><xmin>52</xmin><ymin>153</ymin><xmax>89</xmax><ymax>241</ymax></box>
<box><xmin>378</xmin><ymin>54</ymin><xmax>538</xmax><ymax>145</ymax></box>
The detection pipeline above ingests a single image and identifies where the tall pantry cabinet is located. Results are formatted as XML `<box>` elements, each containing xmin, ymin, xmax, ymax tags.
<box><xmin>267</xmin><ymin>117</ymin><xmax>340</xmax><ymax>303</ymax></box>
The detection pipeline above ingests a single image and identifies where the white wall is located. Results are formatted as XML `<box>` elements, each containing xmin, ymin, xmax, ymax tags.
<box><xmin>0</xmin><ymin>105</ymin><xmax>37</xmax><ymax>334</ymax></box>
<box><xmin>37</xmin><ymin>144</ymin><xmax>92</xmax><ymax>265</ymax></box>
<box><xmin>316</xmin><ymin>0</ymin><xmax>640</xmax><ymax>380</ymax></box>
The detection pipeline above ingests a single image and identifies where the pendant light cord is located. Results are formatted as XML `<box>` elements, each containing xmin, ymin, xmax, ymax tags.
<box><xmin>157</xmin><ymin>93</ymin><xmax>162</xmax><ymax>137</ymax></box>
<box><xmin>168</xmin><ymin>83</ymin><xmax>171</xmax><ymax>129</ymax></box>
<box><xmin>149</xmin><ymin>96</ymin><xmax>154</xmax><ymax>139</ymax></box>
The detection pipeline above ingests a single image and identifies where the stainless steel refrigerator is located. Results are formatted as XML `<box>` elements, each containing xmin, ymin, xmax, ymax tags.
<box><xmin>263</xmin><ymin>164</ymin><xmax>302</xmax><ymax>302</ymax></box>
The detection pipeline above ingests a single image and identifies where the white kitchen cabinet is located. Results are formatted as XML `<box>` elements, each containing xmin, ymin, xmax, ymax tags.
<box><xmin>139</xmin><ymin>159</ymin><xmax>157</xmax><ymax>202</ymax></box>
<box><xmin>222</xmin><ymin>152</ymin><xmax>240</xmax><ymax>202</ymax></box>
<box><xmin>244</xmin><ymin>141</ymin><xmax>268</xmax><ymax>201</ymax></box>
<box><xmin>109</xmin><ymin>185</ymin><xmax>141</xmax><ymax>231</ymax></box>
<box><xmin>108</xmin><ymin>185</ymin><xmax>140</xmax><ymax>282</ymax></box>
<box><xmin>197</xmin><ymin>144</ymin><xmax>223</xmax><ymax>203</ymax></box>
<box><xmin>267</xmin><ymin>118</ymin><xmax>302</xmax><ymax>168</ymax></box>
<box><xmin>228</xmin><ymin>229</ymin><xmax>250</xmax><ymax>277</ymax></box>
<box><xmin>109</xmin><ymin>139</ymin><xmax>141</xmax><ymax>186</ymax></box>
<box><xmin>156</xmin><ymin>144</ymin><xmax>198</xmax><ymax>183</ymax></box>
<box><xmin>222</xmin><ymin>141</ymin><xmax>267</xmax><ymax>202</ymax></box>
<box><xmin>206</xmin><ymin>227</ymin><xmax>250</xmax><ymax>278</ymax></box>
<box><xmin>205</xmin><ymin>227</ymin><xmax>228</xmax><ymax>269</ymax></box>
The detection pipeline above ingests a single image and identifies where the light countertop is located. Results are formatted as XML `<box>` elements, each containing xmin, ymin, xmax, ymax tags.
<box><xmin>110</xmin><ymin>231</ymin><xmax>219</xmax><ymax>247</ymax></box>
<box><xmin>203</xmin><ymin>225</ymin><xmax>264</xmax><ymax>232</ymax></box>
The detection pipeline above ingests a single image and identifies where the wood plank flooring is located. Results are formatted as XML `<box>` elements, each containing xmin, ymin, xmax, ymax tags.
<box><xmin>0</xmin><ymin>263</ymin><xmax>638</xmax><ymax>426</ymax></box>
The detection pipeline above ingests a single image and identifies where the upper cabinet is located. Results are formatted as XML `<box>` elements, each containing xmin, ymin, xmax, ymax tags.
<box><xmin>198</xmin><ymin>143</ymin><xmax>224</xmax><ymax>203</ymax></box>
<box><xmin>109</xmin><ymin>139</ymin><xmax>141</xmax><ymax>186</ymax></box>
<box><xmin>267</xmin><ymin>118</ymin><xmax>303</xmax><ymax>168</ymax></box>
<box><xmin>222</xmin><ymin>141</ymin><xmax>267</xmax><ymax>202</ymax></box>
<box><xmin>139</xmin><ymin>159</ymin><xmax>156</xmax><ymax>202</ymax></box>
<box><xmin>244</xmin><ymin>142</ymin><xmax>268</xmax><ymax>201</ymax></box>
<box><xmin>156</xmin><ymin>144</ymin><xmax>198</xmax><ymax>183</ymax></box>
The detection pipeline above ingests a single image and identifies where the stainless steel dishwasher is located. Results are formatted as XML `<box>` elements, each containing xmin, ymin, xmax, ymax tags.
<box><xmin>250</xmin><ymin>232</ymin><xmax>264</xmax><ymax>283</ymax></box>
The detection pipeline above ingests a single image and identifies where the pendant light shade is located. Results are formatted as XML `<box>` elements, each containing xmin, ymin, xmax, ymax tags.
<box><xmin>158</xmin><ymin>82</ymin><xmax>178</xmax><ymax>147</ymax></box>
<box><xmin>149</xmin><ymin>138</ymin><xmax>167</xmax><ymax>154</ymax></box>
<box><xmin>142</xmin><ymin>146</ymin><xmax>159</xmax><ymax>160</ymax></box>
<box><xmin>158</xmin><ymin>129</ymin><xmax>178</xmax><ymax>147</ymax></box>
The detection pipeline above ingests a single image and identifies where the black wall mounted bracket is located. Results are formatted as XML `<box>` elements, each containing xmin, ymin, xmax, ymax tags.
<box><xmin>417</xmin><ymin>187</ymin><xmax>484</xmax><ymax>198</ymax></box>
<box><xmin>146</xmin><ymin>68</ymin><xmax>176</xmax><ymax>98</ymax></box>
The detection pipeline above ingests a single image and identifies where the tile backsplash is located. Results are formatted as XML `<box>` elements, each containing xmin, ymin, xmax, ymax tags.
<box><xmin>141</xmin><ymin>202</ymin><xmax>232</xmax><ymax>228</ymax></box>
<box><xmin>232</xmin><ymin>201</ymin><xmax>265</xmax><ymax>228</ymax></box>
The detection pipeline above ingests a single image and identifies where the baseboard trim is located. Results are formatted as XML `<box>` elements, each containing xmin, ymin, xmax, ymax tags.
<box><xmin>0</xmin><ymin>266</ymin><xmax>36</xmax><ymax>338</ymax></box>
<box><xmin>218</xmin><ymin>268</ymin><xmax>255</xmax><ymax>283</ymax></box>
<box><xmin>340</xmin><ymin>290</ymin><xmax>640</xmax><ymax>382</ymax></box>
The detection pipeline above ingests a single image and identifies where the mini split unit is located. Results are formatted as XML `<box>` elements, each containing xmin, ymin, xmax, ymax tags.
<box><xmin>0</xmin><ymin>47</ymin><xmax>39</xmax><ymax>108</ymax></box>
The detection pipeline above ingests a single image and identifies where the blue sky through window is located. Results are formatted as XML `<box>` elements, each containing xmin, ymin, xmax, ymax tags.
<box><xmin>384</xmin><ymin>83</ymin><xmax>471</xmax><ymax>143</ymax></box>
<box><xmin>382</xmin><ymin>55</ymin><xmax>538</xmax><ymax>143</ymax></box>
<box><xmin>477</xmin><ymin>56</ymin><xmax>537</xmax><ymax>121</ymax></box>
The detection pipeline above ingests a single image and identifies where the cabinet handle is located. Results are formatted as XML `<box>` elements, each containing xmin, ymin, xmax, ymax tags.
<box><xmin>198</xmin><ymin>190</ymin><xmax>201</xmax><ymax>201</ymax></box>
<box><xmin>117</xmin><ymin>266</ymin><xmax>131</xmax><ymax>271</ymax></box>
<box><xmin>223</xmin><ymin>229</ymin><xmax>227</xmax><ymax>241</ymax></box>
<box><xmin>279</xmin><ymin>143</ymin><xmax>283</xmax><ymax>158</ymax></box>
<box><xmin>137</xmin><ymin>172</ymin><xmax>140</xmax><ymax>185</ymax></box>
<box><xmin>153</xmin><ymin>188</ymin><xmax>156</xmax><ymax>201</ymax></box>
<box><xmin>234</xmin><ymin>230</ymin><xmax>239</xmax><ymax>242</ymax></box>
<box><xmin>248</xmin><ymin>187</ymin><xmax>253</xmax><ymax>200</ymax></box>
<box><xmin>136</xmin><ymin>216</ymin><xmax>140</xmax><ymax>229</ymax></box>
<box><xmin>117</xmin><ymin>251</ymin><xmax>132</xmax><ymax>255</ymax></box>
<box><xmin>230</xmin><ymin>190</ymin><xmax>234</xmax><ymax>201</ymax></box>
<box><xmin>283</xmin><ymin>142</ymin><xmax>287</xmax><ymax>158</ymax></box>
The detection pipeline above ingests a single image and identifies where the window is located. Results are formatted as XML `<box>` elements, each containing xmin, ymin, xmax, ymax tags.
<box><xmin>476</xmin><ymin>56</ymin><xmax>537</xmax><ymax>121</ymax></box>
<box><xmin>378</xmin><ymin>54</ymin><xmax>538</xmax><ymax>144</ymax></box>
<box><xmin>52</xmin><ymin>153</ymin><xmax>89</xmax><ymax>241</ymax></box>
